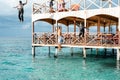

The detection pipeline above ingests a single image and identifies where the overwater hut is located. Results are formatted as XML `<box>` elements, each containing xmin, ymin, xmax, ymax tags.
<box><xmin>32</xmin><ymin>0</ymin><xmax>120</xmax><ymax>60</ymax></box>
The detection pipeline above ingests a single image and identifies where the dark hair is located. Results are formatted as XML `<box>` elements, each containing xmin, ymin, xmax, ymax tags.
<box><xmin>19</xmin><ymin>1</ymin><xmax>22</xmax><ymax>4</ymax></box>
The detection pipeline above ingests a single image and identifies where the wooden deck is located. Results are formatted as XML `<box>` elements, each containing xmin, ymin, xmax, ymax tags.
<box><xmin>32</xmin><ymin>32</ymin><xmax>120</xmax><ymax>48</ymax></box>
<box><xmin>31</xmin><ymin>0</ymin><xmax>120</xmax><ymax>60</ymax></box>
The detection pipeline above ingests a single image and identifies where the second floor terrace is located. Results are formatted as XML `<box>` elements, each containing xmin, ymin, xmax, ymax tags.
<box><xmin>32</xmin><ymin>0</ymin><xmax>120</xmax><ymax>14</ymax></box>
<box><xmin>31</xmin><ymin>0</ymin><xmax>120</xmax><ymax>48</ymax></box>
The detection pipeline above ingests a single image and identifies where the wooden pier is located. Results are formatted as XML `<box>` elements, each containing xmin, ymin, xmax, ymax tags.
<box><xmin>32</xmin><ymin>0</ymin><xmax>120</xmax><ymax>60</ymax></box>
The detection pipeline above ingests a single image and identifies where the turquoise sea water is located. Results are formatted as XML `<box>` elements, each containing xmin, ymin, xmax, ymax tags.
<box><xmin>0</xmin><ymin>37</ymin><xmax>120</xmax><ymax>80</ymax></box>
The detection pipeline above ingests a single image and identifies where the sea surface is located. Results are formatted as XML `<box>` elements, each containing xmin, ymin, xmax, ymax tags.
<box><xmin>0</xmin><ymin>37</ymin><xmax>120</xmax><ymax>80</ymax></box>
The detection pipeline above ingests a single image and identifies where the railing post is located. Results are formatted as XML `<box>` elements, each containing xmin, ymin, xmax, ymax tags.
<box><xmin>32</xmin><ymin>3</ymin><xmax>34</xmax><ymax>14</ymax></box>
<box><xmin>69</xmin><ymin>0</ymin><xmax>71</xmax><ymax>11</ymax></box>
<box><xmin>83</xmin><ymin>48</ymin><xmax>86</xmax><ymax>59</ymax></box>
<box><xmin>118</xmin><ymin>0</ymin><xmax>120</xmax><ymax>6</ymax></box>
<box><xmin>32</xmin><ymin>46</ymin><xmax>35</xmax><ymax>57</ymax></box>
<box><xmin>117</xmin><ymin>48</ymin><xmax>120</xmax><ymax>60</ymax></box>
<box><xmin>119</xmin><ymin>12</ymin><xmax>120</xmax><ymax>45</ymax></box>
<box><xmin>100</xmin><ymin>0</ymin><xmax>102</xmax><ymax>8</ymax></box>
<box><xmin>84</xmin><ymin>0</ymin><xmax>86</xmax><ymax>10</ymax></box>
<box><xmin>109</xmin><ymin>0</ymin><xmax>112</xmax><ymax>8</ymax></box>
<box><xmin>32</xmin><ymin>22</ymin><xmax>34</xmax><ymax>44</ymax></box>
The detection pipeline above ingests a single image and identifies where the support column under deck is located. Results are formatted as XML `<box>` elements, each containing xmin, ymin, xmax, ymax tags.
<box><xmin>117</xmin><ymin>49</ymin><xmax>120</xmax><ymax>60</ymax></box>
<box><xmin>32</xmin><ymin>46</ymin><xmax>35</xmax><ymax>57</ymax></box>
<box><xmin>48</xmin><ymin>47</ymin><xmax>51</xmax><ymax>57</ymax></box>
<box><xmin>32</xmin><ymin>21</ymin><xmax>35</xmax><ymax>57</ymax></box>
<box><xmin>32</xmin><ymin>22</ymin><xmax>34</xmax><ymax>44</ymax></box>
<box><xmin>97</xmin><ymin>17</ymin><xmax>100</xmax><ymax>33</ymax></box>
<box><xmin>119</xmin><ymin>8</ymin><xmax>120</xmax><ymax>45</ymax></box>
<box><xmin>71</xmin><ymin>47</ymin><xmax>73</xmax><ymax>56</ymax></box>
<box><xmin>54</xmin><ymin>48</ymin><xmax>58</xmax><ymax>58</ymax></box>
<box><xmin>83</xmin><ymin>48</ymin><xmax>86</xmax><ymax>59</ymax></box>
<box><xmin>96</xmin><ymin>48</ymin><xmax>98</xmax><ymax>56</ymax></box>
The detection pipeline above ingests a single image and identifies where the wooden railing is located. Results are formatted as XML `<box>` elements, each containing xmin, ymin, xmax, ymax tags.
<box><xmin>33</xmin><ymin>32</ymin><xmax>120</xmax><ymax>47</ymax></box>
<box><xmin>32</xmin><ymin>0</ymin><xmax>119</xmax><ymax>14</ymax></box>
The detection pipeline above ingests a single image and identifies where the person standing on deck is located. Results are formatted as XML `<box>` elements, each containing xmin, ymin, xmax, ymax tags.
<box><xmin>58</xmin><ymin>0</ymin><xmax>65</xmax><ymax>11</ymax></box>
<box><xmin>77</xmin><ymin>22</ymin><xmax>85</xmax><ymax>37</ymax></box>
<box><xmin>57</xmin><ymin>26</ymin><xmax>63</xmax><ymax>51</ymax></box>
<box><xmin>14</xmin><ymin>0</ymin><xmax>27</xmax><ymax>22</ymax></box>
<box><xmin>49</xmin><ymin>0</ymin><xmax>54</xmax><ymax>12</ymax></box>
<box><xmin>79</xmin><ymin>26</ymin><xmax>85</xmax><ymax>37</ymax></box>
<box><xmin>49</xmin><ymin>0</ymin><xmax>54</xmax><ymax>8</ymax></box>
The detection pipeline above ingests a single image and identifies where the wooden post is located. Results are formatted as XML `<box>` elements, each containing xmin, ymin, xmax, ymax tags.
<box><xmin>56</xmin><ymin>20</ymin><xmax>58</xmax><ymax>44</ymax></box>
<box><xmin>109</xmin><ymin>0</ymin><xmax>112</xmax><ymax>8</ymax></box>
<box><xmin>52</xmin><ymin>25</ymin><xmax>54</xmax><ymax>33</ymax></box>
<box><xmin>69</xmin><ymin>0</ymin><xmax>71</xmax><ymax>11</ymax></box>
<box><xmin>96</xmin><ymin>48</ymin><xmax>98</xmax><ymax>56</ymax></box>
<box><xmin>97</xmin><ymin>17</ymin><xmax>100</xmax><ymax>33</ymax></box>
<box><xmin>112</xmin><ymin>49</ymin><xmax>114</xmax><ymax>55</ymax></box>
<box><xmin>117</xmin><ymin>48</ymin><xmax>120</xmax><ymax>60</ymax></box>
<box><xmin>84</xmin><ymin>0</ymin><xmax>86</xmax><ymax>9</ymax></box>
<box><xmin>84</xmin><ymin>19</ymin><xmax>87</xmax><ymax>45</ymax></box>
<box><xmin>71</xmin><ymin>47</ymin><xmax>73</xmax><ymax>56</ymax></box>
<box><xmin>116</xmin><ymin>23</ymin><xmax>118</xmax><ymax>33</ymax></box>
<box><xmin>108</xmin><ymin>20</ymin><xmax>111</xmax><ymax>33</ymax></box>
<box><xmin>104</xmin><ymin>48</ymin><xmax>107</xmax><ymax>57</ymax></box>
<box><xmin>67</xmin><ymin>21</ymin><xmax>69</xmax><ymax>33</ymax></box>
<box><xmin>86</xmin><ymin>22</ymin><xmax>89</xmax><ymax>33</ymax></box>
<box><xmin>32</xmin><ymin>46</ymin><xmax>35</xmax><ymax>57</ymax></box>
<box><xmin>91</xmin><ymin>48</ymin><xmax>92</xmax><ymax>54</ymax></box>
<box><xmin>83</xmin><ymin>48</ymin><xmax>86</xmax><ymax>59</ymax></box>
<box><xmin>52</xmin><ymin>20</ymin><xmax>54</xmax><ymax>33</ymax></box>
<box><xmin>118</xmin><ymin>15</ymin><xmax>120</xmax><ymax>45</ymax></box>
<box><xmin>103</xmin><ymin>23</ymin><xmax>106</xmax><ymax>33</ymax></box>
<box><xmin>32</xmin><ymin>21</ymin><xmax>35</xmax><ymax>57</ymax></box>
<box><xmin>48</xmin><ymin>47</ymin><xmax>50</xmax><ymax>57</ymax></box>
<box><xmin>116</xmin><ymin>60</ymin><xmax>120</xmax><ymax>70</ymax></box>
<box><xmin>100</xmin><ymin>0</ymin><xmax>102</xmax><ymax>8</ymax></box>
<box><xmin>74</xmin><ymin>19</ymin><xmax>76</xmax><ymax>33</ymax></box>
<box><xmin>32</xmin><ymin>22</ymin><xmax>34</xmax><ymax>44</ymax></box>
<box><xmin>54</xmin><ymin>48</ymin><xmax>58</xmax><ymax>58</ymax></box>
<box><xmin>67</xmin><ymin>26</ymin><xmax>69</xmax><ymax>33</ymax></box>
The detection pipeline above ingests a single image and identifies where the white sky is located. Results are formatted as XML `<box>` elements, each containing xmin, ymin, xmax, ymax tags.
<box><xmin>0</xmin><ymin>0</ymin><xmax>57</xmax><ymax>17</ymax></box>
<box><xmin>0</xmin><ymin>0</ymin><xmax>37</xmax><ymax>16</ymax></box>
<box><xmin>0</xmin><ymin>0</ymin><xmax>71</xmax><ymax>16</ymax></box>
<box><xmin>0</xmin><ymin>0</ymin><xmax>118</xmax><ymax>16</ymax></box>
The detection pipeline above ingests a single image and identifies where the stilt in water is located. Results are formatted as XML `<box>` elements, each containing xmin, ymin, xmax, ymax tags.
<box><xmin>91</xmin><ymin>48</ymin><xmax>93</xmax><ymax>54</ymax></box>
<box><xmin>116</xmin><ymin>60</ymin><xmax>120</xmax><ymax>70</ymax></box>
<box><xmin>48</xmin><ymin>47</ymin><xmax>51</xmax><ymax>57</ymax></box>
<box><xmin>83</xmin><ymin>48</ymin><xmax>86</xmax><ymax>59</ymax></box>
<box><xmin>54</xmin><ymin>48</ymin><xmax>58</xmax><ymax>58</ymax></box>
<box><xmin>32</xmin><ymin>46</ymin><xmax>35</xmax><ymax>57</ymax></box>
<box><xmin>117</xmin><ymin>48</ymin><xmax>120</xmax><ymax>60</ymax></box>
<box><xmin>104</xmin><ymin>48</ymin><xmax>107</xmax><ymax>57</ymax></box>
<box><xmin>71</xmin><ymin>47</ymin><xmax>73</xmax><ymax>56</ymax></box>
<box><xmin>112</xmin><ymin>49</ymin><xmax>114</xmax><ymax>55</ymax></box>
<box><xmin>96</xmin><ymin>48</ymin><xmax>98</xmax><ymax>57</ymax></box>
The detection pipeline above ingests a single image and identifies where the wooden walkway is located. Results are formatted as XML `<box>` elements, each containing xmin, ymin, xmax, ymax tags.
<box><xmin>32</xmin><ymin>32</ymin><xmax>120</xmax><ymax>47</ymax></box>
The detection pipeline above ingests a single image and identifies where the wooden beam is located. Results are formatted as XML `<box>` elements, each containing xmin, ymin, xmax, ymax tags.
<box><xmin>118</xmin><ymin>17</ymin><xmax>120</xmax><ymax>45</ymax></box>
<box><xmin>108</xmin><ymin>20</ymin><xmax>111</xmax><ymax>33</ymax></box>
<box><xmin>116</xmin><ymin>23</ymin><xmax>118</xmax><ymax>33</ymax></box>
<box><xmin>67</xmin><ymin>21</ymin><xmax>69</xmax><ymax>32</ymax></box>
<box><xmin>74</xmin><ymin>19</ymin><xmax>76</xmax><ymax>33</ymax></box>
<box><xmin>97</xmin><ymin>17</ymin><xmax>101</xmax><ymax>33</ymax></box>
<box><xmin>52</xmin><ymin>20</ymin><xmax>54</xmax><ymax>33</ymax></box>
<box><xmin>97</xmin><ymin>15</ymin><xmax>118</xmax><ymax>23</ymax></box>
<box><xmin>32</xmin><ymin>22</ymin><xmax>34</xmax><ymax>44</ymax></box>
<box><xmin>103</xmin><ymin>23</ymin><xmax>106</xmax><ymax>33</ymax></box>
